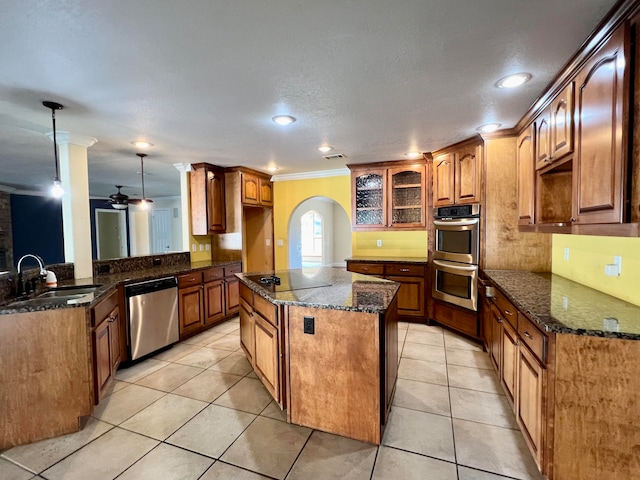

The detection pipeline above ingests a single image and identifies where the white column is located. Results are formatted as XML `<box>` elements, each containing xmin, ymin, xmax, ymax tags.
<box><xmin>48</xmin><ymin>131</ymin><xmax>97</xmax><ymax>279</ymax></box>
<box><xmin>174</xmin><ymin>163</ymin><xmax>192</xmax><ymax>252</ymax></box>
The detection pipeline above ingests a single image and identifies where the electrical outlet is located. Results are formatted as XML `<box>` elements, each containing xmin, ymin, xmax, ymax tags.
<box><xmin>564</xmin><ymin>247</ymin><xmax>570</xmax><ymax>261</ymax></box>
<box><xmin>192</xmin><ymin>243</ymin><xmax>197</xmax><ymax>252</ymax></box>
<box><xmin>205</xmin><ymin>244</ymin><xmax>210</xmax><ymax>251</ymax></box>
<box><xmin>562</xmin><ymin>296</ymin><xmax>569</xmax><ymax>310</ymax></box>
<box><xmin>303</xmin><ymin>316</ymin><xmax>315</xmax><ymax>335</ymax></box>
<box><xmin>277</xmin><ymin>239</ymin><xmax>284</xmax><ymax>247</ymax></box>
<box><xmin>265</xmin><ymin>239</ymin><xmax>271</xmax><ymax>246</ymax></box>
<box><xmin>199</xmin><ymin>244</ymin><xmax>204</xmax><ymax>251</ymax></box>
<box><xmin>376</xmin><ymin>239</ymin><xmax>382</xmax><ymax>247</ymax></box>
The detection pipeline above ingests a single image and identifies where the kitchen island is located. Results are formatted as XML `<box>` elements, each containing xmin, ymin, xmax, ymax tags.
<box><xmin>236</xmin><ymin>267</ymin><xmax>399</xmax><ymax>444</ymax></box>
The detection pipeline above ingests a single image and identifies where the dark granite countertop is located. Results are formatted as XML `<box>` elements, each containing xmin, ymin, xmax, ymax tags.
<box><xmin>0</xmin><ymin>259</ymin><xmax>240</xmax><ymax>315</ymax></box>
<box><xmin>345</xmin><ymin>256</ymin><xmax>428</xmax><ymax>264</ymax></box>
<box><xmin>237</xmin><ymin>267</ymin><xmax>400</xmax><ymax>314</ymax></box>
<box><xmin>483</xmin><ymin>270</ymin><xmax>640</xmax><ymax>340</ymax></box>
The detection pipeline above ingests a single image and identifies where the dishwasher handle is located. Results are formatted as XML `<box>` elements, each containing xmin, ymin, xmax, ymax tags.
<box><xmin>125</xmin><ymin>277</ymin><xmax>178</xmax><ymax>297</ymax></box>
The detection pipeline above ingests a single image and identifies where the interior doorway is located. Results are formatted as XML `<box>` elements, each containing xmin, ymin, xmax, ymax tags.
<box><xmin>151</xmin><ymin>208</ymin><xmax>172</xmax><ymax>254</ymax></box>
<box><xmin>95</xmin><ymin>209</ymin><xmax>128</xmax><ymax>259</ymax></box>
<box><xmin>288</xmin><ymin>196</ymin><xmax>351</xmax><ymax>269</ymax></box>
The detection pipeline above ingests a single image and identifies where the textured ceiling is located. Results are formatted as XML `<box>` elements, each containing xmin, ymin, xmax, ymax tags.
<box><xmin>0</xmin><ymin>0</ymin><xmax>616</xmax><ymax>199</ymax></box>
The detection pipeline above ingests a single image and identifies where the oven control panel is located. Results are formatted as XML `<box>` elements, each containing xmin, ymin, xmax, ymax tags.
<box><xmin>434</xmin><ymin>204</ymin><xmax>480</xmax><ymax>219</ymax></box>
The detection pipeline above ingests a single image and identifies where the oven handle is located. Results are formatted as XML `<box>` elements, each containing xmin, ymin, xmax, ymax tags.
<box><xmin>433</xmin><ymin>218</ymin><xmax>479</xmax><ymax>227</ymax></box>
<box><xmin>433</xmin><ymin>259</ymin><xmax>478</xmax><ymax>271</ymax></box>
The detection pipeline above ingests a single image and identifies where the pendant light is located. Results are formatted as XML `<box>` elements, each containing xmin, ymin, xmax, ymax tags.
<box><xmin>135</xmin><ymin>153</ymin><xmax>153</xmax><ymax>210</ymax></box>
<box><xmin>43</xmin><ymin>101</ymin><xmax>64</xmax><ymax>198</ymax></box>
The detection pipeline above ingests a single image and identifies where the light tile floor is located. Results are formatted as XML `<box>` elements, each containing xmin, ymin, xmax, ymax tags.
<box><xmin>1</xmin><ymin>318</ymin><xmax>544</xmax><ymax>480</ymax></box>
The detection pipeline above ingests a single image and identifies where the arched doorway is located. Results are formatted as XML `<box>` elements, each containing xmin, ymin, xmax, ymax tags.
<box><xmin>288</xmin><ymin>196</ymin><xmax>351</xmax><ymax>269</ymax></box>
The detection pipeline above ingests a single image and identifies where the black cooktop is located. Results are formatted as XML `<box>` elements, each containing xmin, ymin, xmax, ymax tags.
<box><xmin>245</xmin><ymin>273</ymin><xmax>331</xmax><ymax>292</ymax></box>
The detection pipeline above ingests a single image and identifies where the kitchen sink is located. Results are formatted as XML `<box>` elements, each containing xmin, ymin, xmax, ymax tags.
<box><xmin>6</xmin><ymin>294</ymin><xmax>89</xmax><ymax>308</ymax></box>
<box><xmin>38</xmin><ymin>286</ymin><xmax>101</xmax><ymax>298</ymax></box>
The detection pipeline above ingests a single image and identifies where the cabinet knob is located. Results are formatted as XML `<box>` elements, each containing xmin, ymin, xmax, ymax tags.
<box><xmin>504</xmin><ymin>309</ymin><xmax>513</xmax><ymax>317</ymax></box>
<box><xmin>570</xmin><ymin>217</ymin><xmax>576</xmax><ymax>223</ymax></box>
<box><xmin>523</xmin><ymin>331</ymin><xmax>533</xmax><ymax>339</ymax></box>
<box><xmin>497</xmin><ymin>316</ymin><xmax>503</xmax><ymax>323</ymax></box>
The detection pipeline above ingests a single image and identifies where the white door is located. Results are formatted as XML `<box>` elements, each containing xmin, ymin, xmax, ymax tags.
<box><xmin>95</xmin><ymin>209</ymin><xmax>128</xmax><ymax>259</ymax></box>
<box><xmin>152</xmin><ymin>208</ymin><xmax>172</xmax><ymax>253</ymax></box>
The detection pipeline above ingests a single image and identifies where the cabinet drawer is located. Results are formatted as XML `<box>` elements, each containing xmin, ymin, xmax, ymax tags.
<box><xmin>92</xmin><ymin>290</ymin><xmax>119</xmax><ymax>328</ymax></box>
<box><xmin>177</xmin><ymin>272</ymin><xmax>203</xmax><ymax>289</ymax></box>
<box><xmin>203</xmin><ymin>267</ymin><xmax>224</xmax><ymax>283</ymax></box>
<box><xmin>493</xmin><ymin>290</ymin><xmax>518</xmax><ymax>330</ymax></box>
<box><xmin>385</xmin><ymin>263</ymin><xmax>426</xmax><ymax>276</ymax></box>
<box><xmin>224</xmin><ymin>263</ymin><xmax>242</xmax><ymax>277</ymax></box>
<box><xmin>347</xmin><ymin>262</ymin><xmax>385</xmax><ymax>276</ymax></box>
<box><xmin>254</xmin><ymin>293</ymin><xmax>278</xmax><ymax>326</ymax></box>
<box><xmin>518</xmin><ymin>312</ymin><xmax>546</xmax><ymax>364</ymax></box>
<box><xmin>240</xmin><ymin>282</ymin><xmax>253</xmax><ymax>304</ymax></box>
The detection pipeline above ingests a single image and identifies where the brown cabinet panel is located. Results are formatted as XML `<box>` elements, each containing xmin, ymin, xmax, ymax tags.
<box><xmin>551</xmin><ymin>82</ymin><xmax>574</xmax><ymax>162</ymax></box>
<box><xmin>455</xmin><ymin>147</ymin><xmax>482</xmax><ymax>205</ymax></box>
<box><xmin>203</xmin><ymin>267</ymin><xmax>224</xmax><ymax>283</ymax></box>
<box><xmin>190</xmin><ymin>163</ymin><xmax>226</xmax><ymax>235</ymax></box>
<box><xmin>501</xmin><ymin>319</ymin><xmax>518</xmax><ymax>408</ymax></box>
<box><xmin>177</xmin><ymin>272</ymin><xmax>203</xmax><ymax>289</ymax></box>
<box><xmin>518</xmin><ymin>312</ymin><xmax>546</xmax><ymax>364</ymax></box>
<box><xmin>108</xmin><ymin>307</ymin><xmax>121</xmax><ymax>372</ymax></box>
<box><xmin>517</xmin><ymin>125</ymin><xmax>536</xmax><ymax>226</ymax></box>
<box><xmin>204</xmin><ymin>280</ymin><xmax>224</xmax><ymax>325</ymax></box>
<box><xmin>178</xmin><ymin>284</ymin><xmax>204</xmax><ymax>337</ymax></box>
<box><xmin>92</xmin><ymin>291</ymin><xmax>122</xmax><ymax>404</ymax></box>
<box><xmin>253</xmin><ymin>313</ymin><xmax>280</xmax><ymax>402</ymax></box>
<box><xmin>259</xmin><ymin>177</ymin><xmax>274</xmax><ymax>206</ymax></box>
<box><xmin>573</xmin><ymin>26</ymin><xmax>627</xmax><ymax>224</ymax></box>
<box><xmin>517</xmin><ymin>342</ymin><xmax>546</xmax><ymax>471</ymax></box>
<box><xmin>432</xmin><ymin>301</ymin><xmax>479</xmax><ymax>338</ymax></box>
<box><xmin>225</xmin><ymin>276</ymin><xmax>240</xmax><ymax>315</ymax></box>
<box><xmin>239</xmin><ymin>298</ymin><xmax>254</xmax><ymax>364</ymax></box>
<box><xmin>489</xmin><ymin>304</ymin><xmax>502</xmax><ymax>372</ymax></box>
<box><xmin>535</xmin><ymin>110</ymin><xmax>552</xmax><ymax>169</ymax></box>
<box><xmin>386</xmin><ymin>275</ymin><xmax>425</xmax><ymax>317</ymax></box>
<box><xmin>347</xmin><ymin>262</ymin><xmax>385</xmax><ymax>276</ymax></box>
<box><xmin>241</xmin><ymin>173</ymin><xmax>260</xmax><ymax>205</ymax></box>
<box><xmin>433</xmin><ymin>152</ymin><xmax>455</xmax><ymax>207</ymax></box>
<box><xmin>94</xmin><ymin>319</ymin><xmax>112</xmax><ymax>397</ymax></box>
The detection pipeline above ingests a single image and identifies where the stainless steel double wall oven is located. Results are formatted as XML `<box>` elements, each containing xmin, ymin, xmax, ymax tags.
<box><xmin>432</xmin><ymin>204</ymin><xmax>480</xmax><ymax>311</ymax></box>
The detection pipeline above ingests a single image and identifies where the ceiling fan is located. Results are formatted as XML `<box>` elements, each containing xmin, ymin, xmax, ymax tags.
<box><xmin>108</xmin><ymin>153</ymin><xmax>154</xmax><ymax>210</ymax></box>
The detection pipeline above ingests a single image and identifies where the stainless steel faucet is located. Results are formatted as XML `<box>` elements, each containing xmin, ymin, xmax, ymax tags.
<box><xmin>16</xmin><ymin>254</ymin><xmax>46</xmax><ymax>295</ymax></box>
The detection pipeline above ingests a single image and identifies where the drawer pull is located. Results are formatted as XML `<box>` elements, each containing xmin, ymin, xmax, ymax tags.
<box><xmin>504</xmin><ymin>309</ymin><xmax>514</xmax><ymax>316</ymax></box>
<box><xmin>523</xmin><ymin>331</ymin><xmax>533</xmax><ymax>339</ymax></box>
<box><xmin>362</xmin><ymin>267</ymin><xmax>369</xmax><ymax>271</ymax></box>
<box><xmin>400</xmin><ymin>268</ymin><xmax>409</xmax><ymax>272</ymax></box>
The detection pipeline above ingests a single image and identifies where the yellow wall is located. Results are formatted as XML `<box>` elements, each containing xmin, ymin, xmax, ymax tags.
<box><xmin>273</xmin><ymin>174</ymin><xmax>428</xmax><ymax>270</ymax></box>
<box><xmin>552</xmin><ymin>234</ymin><xmax>640</xmax><ymax>307</ymax></box>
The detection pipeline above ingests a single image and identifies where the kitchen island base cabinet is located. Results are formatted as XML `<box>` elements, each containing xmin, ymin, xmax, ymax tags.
<box><xmin>0</xmin><ymin>308</ymin><xmax>93</xmax><ymax>449</ymax></box>
<box><xmin>287</xmin><ymin>302</ymin><xmax>398</xmax><ymax>445</ymax></box>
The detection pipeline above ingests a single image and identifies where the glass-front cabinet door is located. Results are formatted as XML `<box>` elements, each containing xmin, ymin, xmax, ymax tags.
<box><xmin>352</xmin><ymin>169</ymin><xmax>387</xmax><ymax>229</ymax></box>
<box><xmin>389</xmin><ymin>166</ymin><xmax>426</xmax><ymax>229</ymax></box>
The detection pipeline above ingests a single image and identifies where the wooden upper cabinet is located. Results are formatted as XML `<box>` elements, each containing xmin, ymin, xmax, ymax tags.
<box><xmin>535</xmin><ymin>110</ymin><xmax>552</xmax><ymax>169</ymax></box>
<box><xmin>389</xmin><ymin>165</ymin><xmax>426</xmax><ymax>229</ymax></box>
<box><xmin>349</xmin><ymin>161</ymin><xmax>426</xmax><ymax>231</ymax></box>
<box><xmin>550</xmin><ymin>82</ymin><xmax>574</xmax><ymax>162</ymax></box>
<box><xmin>433</xmin><ymin>139</ymin><xmax>482</xmax><ymax>207</ymax></box>
<box><xmin>433</xmin><ymin>153</ymin><xmax>455</xmax><ymax>206</ymax></box>
<box><xmin>517</xmin><ymin>125</ymin><xmax>536</xmax><ymax>225</ymax></box>
<box><xmin>456</xmin><ymin>145</ymin><xmax>482</xmax><ymax>204</ymax></box>
<box><xmin>573</xmin><ymin>25</ymin><xmax>627</xmax><ymax>224</ymax></box>
<box><xmin>190</xmin><ymin>163</ymin><xmax>226</xmax><ymax>235</ymax></box>
<box><xmin>241</xmin><ymin>171</ymin><xmax>273</xmax><ymax>207</ymax></box>
<box><xmin>351</xmin><ymin>168</ymin><xmax>388</xmax><ymax>230</ymax></box>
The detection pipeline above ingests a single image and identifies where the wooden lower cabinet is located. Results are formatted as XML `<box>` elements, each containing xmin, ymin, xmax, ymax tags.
<box><xmin>178</xmin><ymin>263</ymin><xmax>242</xmax><ymax>339</ymax></box>
<box><xmin>517</xmin><ymin>341</ymin><xmax>546</xmax><ymax>470</ymax></box>
<box><xmin>346</xmin><ymin>260</ymin><xmax>426</xmax><ymax>320</ymax></box>
<box><xmin>91</xmin><ymin>290</ymin><xmax>122</xmax><ymax>403</ymax></box>
<box><xmin>500</xmin><ymin>319</ymin><xmax>518</xmax><ymax>408</ymax></box>
<box><xmin>253</xmin><ymin>313</ymin><xmax>280</xmax><ymax>401</ymax></box>
<box><xmin>239</xmin><ymin>283</ymin><xmax>282</xmax><ymax>405</ymax></box>
<box><xmin>432</xmin><ymin>300</ymin><xmax>479</xmax><ymax>338</ymax></box>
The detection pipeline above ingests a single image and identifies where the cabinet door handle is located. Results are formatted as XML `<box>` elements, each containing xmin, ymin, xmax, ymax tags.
<box><xmin>504</xmin><ymin>309</ymin><xmax>513</xmax><ymax>317</ymax></box>
<box><xmin>523</xmin><ymin>331</ymin><xmax>533</xmax><ymax>339</ymax></box>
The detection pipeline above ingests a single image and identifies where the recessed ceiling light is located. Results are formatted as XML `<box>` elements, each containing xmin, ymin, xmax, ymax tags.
<box><xmin>477</xmin><ymin>123</ymin><xmax>502</xmax><ymax>133</ymax></box>
<box><xmin>317</xmin><ymin>145</ymin><xmax>333</xmax><ymax>153</ymax></box>
<box><xmin>272</xmin><ymin>115</ymin><xmax>296</xmax><ymax>126</ymax></box>
<box><xmin>267</xmin><ymin>166</ymin><xmax>279</xmax><ymax>172</ymax></box>
<box><xmin>404</xmin><ymin>151</ymin><xmax>423</xmax><ymax>159</ymax></box>
<box><xmin>131</xmin><ymin>140</ymin><xmax>153</xmax><ymax>148</ymax></box>
<box><xmin>496</xmin><ymin>73</ymin><xmax>532</xmax><ymax>89</ymax></box>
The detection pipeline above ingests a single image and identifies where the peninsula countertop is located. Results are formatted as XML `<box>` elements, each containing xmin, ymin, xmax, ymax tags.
<box><xmin>0</xmin><ymin>259</ymin><xmax>240</xmax><ymax>315</ymax></box>
<box><xmin>483</xmin><ymin>270</ymin><xmax>640</xmax><ymax>340</ymax></box>
<box><xmin>236</xmin><ymin>267</ymin><xmax>400</xmax><ymax>314</ymax></box>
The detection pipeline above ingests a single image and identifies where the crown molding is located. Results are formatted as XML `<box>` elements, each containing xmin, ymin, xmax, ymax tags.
<box><xmin>271</xmin><ymin>168</ymin><xmax>350</xmax><ymax>182</ymax></box>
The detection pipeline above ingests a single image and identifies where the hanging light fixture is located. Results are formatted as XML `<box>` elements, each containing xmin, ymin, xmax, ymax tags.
<box><xmin>109</xmin><ymin>185</ymin><xmax>130</xmax><ymax>209</ymax></box>
<box><xmin>133</xmin><ymin>153</ymin><xmax>153</xmax><ymax>210</ymax></box>
<box><xmin>43</xmin><ymin>101</ymin><xmax>64</xmax><ymax>198</ymax></box>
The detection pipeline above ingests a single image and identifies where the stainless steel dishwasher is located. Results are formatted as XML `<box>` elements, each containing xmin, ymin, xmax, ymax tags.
<box><xmin>125</xmin><ymin>277</ymin><xmax>179</xmax><ymax>361</ymax></box>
